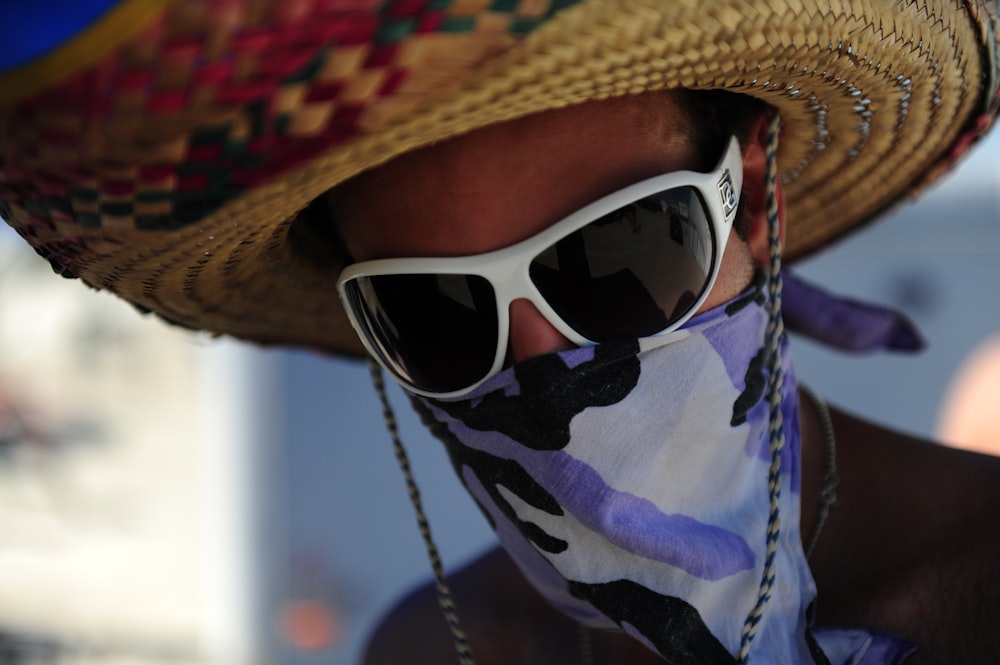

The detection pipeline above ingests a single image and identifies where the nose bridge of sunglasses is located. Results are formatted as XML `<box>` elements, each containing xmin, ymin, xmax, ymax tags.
<box><xmin>472</xmin><ymin>251</ymin><xmax>590</xmax><ymax>353</ymax></box>
<box><xmin>504</xmin><ymin>297</ymin><xmax>581</xmax><ymax>362</ymax></box>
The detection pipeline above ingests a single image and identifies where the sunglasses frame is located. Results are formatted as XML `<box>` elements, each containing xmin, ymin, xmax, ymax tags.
<box><xmin>338</xmin><ymin>135</ymin><xmax>744</xmax><ymax>398</ymax></box>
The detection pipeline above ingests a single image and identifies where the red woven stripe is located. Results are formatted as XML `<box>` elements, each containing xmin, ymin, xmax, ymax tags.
<box><xmin>147</xmin><ymin>90</ymin><xmax>189</xmax><ymax>114</ymax></box>
<box><xmin>246</xmin><ymin>136</ymin><xmax>277</xmax><ymax>153</ymax></box>
<box><xmin>365</xmin><ymin>43</ymin><xmax>400</xmax><ymax>68</ymax></box>
<box><xmin>113</xmin><ymin>68</ymin><xmax>156</xmax><ymax>90</ymax></box>
<box><xmin>139</xmin><ymin>164</ymin><xmax>176</xmax><ymax>182</ymax></box>
<box><xmin>215</xmin><ymin>82</ymin><xmax>275</xmax><ymax>104</ymax></box>
<box><xmin>230</xmin><ymin>122</ymin><xmax>363</xmax><ymax>187</ymax></box>
<box><xmin>416</xmin><ymin>11</ymin><xmax>444</xmax><ymax>32</ymax></box>
<box><xmin>29</xmin><ymin>213</ymin><xmax>55</xmax><ymax>230</ymax></box>
<box><xmin>328</xmin><ymin>15</ymin><xmax>380</xmax><ymax>45</ymax></box>
<box><xmin>194</xmin><ymin>61</ymin><xmax>236</xmax><ymax>85</ymax></box>
<box><xmin>49</xmin><ymin>209</ymin><xmax>74</xmax><ymax>223</ymax></box>
<box><xmin>177</xmin><ymin>173</ymin><xmax>209</xmax><ymax>190</ymax></box>
<box><xmin>38</xmin><ymin>130</ymin><xmax>78</xmax><ymax>148</ymax></box>
<box><xmin>256</xmin><ymin>47</ymin><xmax>319</xmax><ymax>78</ymax></box>
<box><xmin>305</xmin><ymin>81</ymin><xmax>345</xmax><ymax>102</ymax></box>
<box><xmin>42</xmin><ymin>163</ymin><xmax>89</xmax><ymax>181</ymax></box>
<box><xmin>321</xmin><ymin>0</ymin><xmax>383</xmax><ymax>11</ymax></box>
<box><xmin>273</xmin><ymin>0</ymin><xmax>315</xmax><ymax>21</ymax></box>
<box><xmin>389</xmin><ymin>0</ymin><xmax>429</xmax><ymax>18</ymax></box>
<box><xmin>6</xmin><ymin>160</ymin><xmax>33</xmax><ymax>180</ymax></box>
<box><xmin>331</xmin><ymin>103</ymin><xmax>363</xmax><ymax>126</ymax></box>
<box><xmin>163</xmin><ymin>39</ymin><xmax>201</xmax><ymax>62</ymax></box>
<box><xmin>379</xmin><ymin>68</ymin><xmax>407</xmax><ymax>96</ymax></box>
<box><xmin>37</xmin><ymin>176</ymin><xmax>71</xmax><ymax>196</ymax></box>
<box><xmin>187</xmin><ymin>144</ymin><xmax>222</xmax><ymax>162</ymax></box>
<box><xmin>100</xmin><ymin>179</ymin><xmax>135</xmax><ymax>196</ymax></box>
<box><xmin>231</xmin><ymin>27</ymin><xmax>276</xmax><ymax>51</ymax></box>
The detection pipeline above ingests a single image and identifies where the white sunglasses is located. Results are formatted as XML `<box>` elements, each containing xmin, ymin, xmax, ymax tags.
<box><xmin>338</xmin><ymin>135</ymin><xmax>743</xmax><ymax>398</ymax></box>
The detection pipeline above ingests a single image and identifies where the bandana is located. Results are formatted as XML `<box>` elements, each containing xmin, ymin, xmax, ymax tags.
<box><xmin>410</xmin><ymin>276</ymin><xmax>917</xmax><ymax>665</ymax></box>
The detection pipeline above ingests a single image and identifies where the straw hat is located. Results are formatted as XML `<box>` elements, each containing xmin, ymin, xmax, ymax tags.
<box><xmin>1</xmin><ymin>0</ymin><xmax>998</xmax><ymax>356</ymax></box>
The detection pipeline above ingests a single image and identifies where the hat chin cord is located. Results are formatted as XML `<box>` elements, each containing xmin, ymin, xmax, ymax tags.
<box><xmin>736</xmin><ymin>111</ymin><xmax>787</xmax><ymax>664</ymax></box>
<box><xmin>367</xmin><ymin>112</ymin><xmax>805</xmax><ymax>665</ymax></box>
<box><xmin>368</xmin><ymin>362</ymin><xmax>476</xmax><ymax>665</ymax></box>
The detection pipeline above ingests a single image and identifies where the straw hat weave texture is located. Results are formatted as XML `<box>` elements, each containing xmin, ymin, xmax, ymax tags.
<box><xmin>1</xmin><ymin>0</ymin><xmax>998</xmax><ymax>355</ymax></box>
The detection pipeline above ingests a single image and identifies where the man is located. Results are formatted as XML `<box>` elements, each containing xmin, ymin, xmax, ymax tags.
<box><xmin>1</xmin><ymin>1</ymin><xmax>999</xmax><ymax>664</ymax></box>
<box><xmin>330</xmin><ymin>90</ymin><xmax>1000</xmax><ymax>665</ymax></box>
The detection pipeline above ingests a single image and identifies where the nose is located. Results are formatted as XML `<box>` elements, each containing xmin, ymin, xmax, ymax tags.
<box><xmin>507</xmin><ymin>298</ymin><xmax>575</xmax><ymax>364</ymax></box>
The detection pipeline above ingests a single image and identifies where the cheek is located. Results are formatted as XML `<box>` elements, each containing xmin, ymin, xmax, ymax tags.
<box><xmin>698</xmin><ymin>234</ymin><xmax>756</xmax><ymax>313</ymax></box>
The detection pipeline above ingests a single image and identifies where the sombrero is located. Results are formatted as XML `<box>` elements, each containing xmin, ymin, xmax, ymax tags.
<box><xmin>1</xmin><ymin>0</ymin><xmax>998</xmax><ymax>356</ymax></box>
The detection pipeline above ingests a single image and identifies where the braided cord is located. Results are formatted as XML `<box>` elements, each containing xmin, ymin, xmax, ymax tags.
<box><xmin>800</xmin><ymin>384</ymin><xmax>839</xmax><ymax>559</ymax></box>
<box><xmin>738</xmin><ymin>113</ymin><xmax>786</xmax><ymax>664</ymax></box>
<box><xmin>368</xmin><ymin>360</ymin><xmax>476</xmax><ymax>665</ymax></box>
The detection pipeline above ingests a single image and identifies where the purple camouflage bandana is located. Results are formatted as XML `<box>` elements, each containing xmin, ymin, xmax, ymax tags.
<box><xmin>410</xmin><ymin>275</ymin><xmax>917</xmax><ymax>665</ymax></box>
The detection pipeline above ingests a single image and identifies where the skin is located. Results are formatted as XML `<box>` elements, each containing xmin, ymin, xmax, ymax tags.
<box><xmin>330</xmin><ymin>91</ymin><xmax>1000</xmax><ymax>664</ymax></box>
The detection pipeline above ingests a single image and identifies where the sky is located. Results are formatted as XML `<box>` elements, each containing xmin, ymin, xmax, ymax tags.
<box><xmin>930</xmin><ymin>122</ymin><xmax>1000</xmax><ymax>195</ymax></box>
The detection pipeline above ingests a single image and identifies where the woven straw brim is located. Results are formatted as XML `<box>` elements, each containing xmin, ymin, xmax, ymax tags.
<box><xmin>3</xmin><ymin>0</ymin><xmax>998</xmax><ymax>356</ymax></box>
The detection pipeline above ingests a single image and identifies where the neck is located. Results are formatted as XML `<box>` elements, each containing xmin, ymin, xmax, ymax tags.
<box><xmin>796</xmin><ymin>385</ymin><xmax>828</xmax><ymax>561</ymax></box>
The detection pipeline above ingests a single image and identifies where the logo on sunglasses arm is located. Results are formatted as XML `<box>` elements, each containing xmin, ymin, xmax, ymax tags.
<box><xmin>717</xmin><ymin>170</ymin><xmax>738</xmax><ymax>223</ymax></box>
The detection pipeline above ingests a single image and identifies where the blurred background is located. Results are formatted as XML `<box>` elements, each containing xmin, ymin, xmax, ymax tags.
<box><xmin>0</xmin><ymin>128</ymin><xmax>998</xmax><ymax>665</ymax></box>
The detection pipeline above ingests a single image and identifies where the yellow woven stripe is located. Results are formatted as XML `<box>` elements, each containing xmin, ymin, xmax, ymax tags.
<box><xmin>0</xmin><ymin>0</ymin><xmax>170</xmax><ymax>108</ymax></box>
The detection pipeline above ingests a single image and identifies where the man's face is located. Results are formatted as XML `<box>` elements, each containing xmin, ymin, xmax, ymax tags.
<box><xmin>330</xmin><ymin>90</ymin><xmax>757</xmax><ymax>366</ymax></box>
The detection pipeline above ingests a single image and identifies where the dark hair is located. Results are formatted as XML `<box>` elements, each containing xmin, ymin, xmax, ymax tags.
<box><xmin>286</xmin><ymin>192</ymin><xmax>354</xmax><ymax>267</ymax></box>
<box><xmin>678</xmin><ymin>89</ymin><xmax>771</xmax><ymax>239</ymax></box>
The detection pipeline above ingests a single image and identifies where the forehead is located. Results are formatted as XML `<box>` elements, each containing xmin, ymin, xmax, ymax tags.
<box><xmin>329</xmin><ymin>91</ymin><xmax>702</xmax><ymax>262</ymax></box>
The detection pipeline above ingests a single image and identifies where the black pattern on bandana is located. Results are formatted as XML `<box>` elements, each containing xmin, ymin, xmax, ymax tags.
<box><xmin>432</xmin><ymin>340</ymin><xmax>641</xmax><ymax>451</ymax></box>
<box><xmin>731</xmin><ymin>345</ymin><xmax>768</xmax><ymax>427</ymax></box>
<box><xmin>412</xmin><ymin>397</ymin><xmax>572</xmax><ymax>553</ymax></box>
<box><xmin>569</xmin><ymin>579</ymin><xmax>736</xmax><ymax>665</ymax></box>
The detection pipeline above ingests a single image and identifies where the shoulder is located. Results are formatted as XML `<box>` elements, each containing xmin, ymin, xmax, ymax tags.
<box><xmin>361</xmin><ymin>572</ymin><xmax>459</xmax><ymax>665</ymax></box>
<box><xmin>361</xmin><ymin>546</ymin><xmax>583</xmax><ymax>665</ymax></box>
<box><xmin>813</xmin><ymin>408</ymin><xmax>1000</xmax><ymax>663</ymax></box>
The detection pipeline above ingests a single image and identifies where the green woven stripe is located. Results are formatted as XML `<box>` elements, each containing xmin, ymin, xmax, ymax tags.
<box><xmin>135</xmin><ymin>213</ymin><xmax>194</xmax><ymax>230</ymax></box>
<box><xmin>78</xmin><ymin>212</ymin><xmax>101</xmax><ymax>227</ymax></box>
<box><xmin>42</xmin><ymin>195</ymin><xmax>73</xmax><ymax>215</ymax></box>
<box><xmin>175</xmin><ymin>162</ymin><xmax>216</xmax><ymax>176</ymax></box>
<box><xmin>440</xmin><ymin>15</ymin><xmax>475</xmax><ymax>32</ymax></box>
<box><xmin>510</xmin><ymin>16</ymin><xmax>544</xmax><ymax>34</ymax></box>
<box><xmin>23</xmin><ymin>199</ymin><xmax>49</xmax><ymax>218</ymax></box>
<box><xmin>69</xmin><ymin>188</ymin><xmax>99</xmax><ymax>203</ymax></box>
<box><xmin>549</xmin><ymin>0</ymin><xmax>578</xmax><ymax>11</ymax></box>
<box><xmin>489</xmin><ymin>0</ymin><xmax>518</xmax><ymax>12</ymax></box>
<box><xmin>222</xmin><ymin>138</ymin><xmax>249</xmax><ymax>158</ymax></box>
<box><xmin>376</xmin><ymin>18</ymin><xmax>416</xmax><ymax>43</ymax></box>
<box><xmin>273</xmin><ymin>114</ymin><xmax>291</xmax><ymax>135</ymax></box>
<box><xmin>135</xmin><ymin>190</ymin><xmax>173</xmax><ymax>204</ymax></box>
<box><xmin>100</xmin><ymin>201</ymin><xmax>134</xmax><ymax>216</ymax></box>
<box><xmin>189</xmin><ymin>123</ymin><xmax>230</xmax><ymax>145</ymax></box>
<box><xmin>283</xmin><ymin>47</ymin><xmax>328</xmax><ymax>84</ymax></box>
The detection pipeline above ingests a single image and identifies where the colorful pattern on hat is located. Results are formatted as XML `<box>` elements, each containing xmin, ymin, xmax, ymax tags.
<box><xmin>0</xmin><ymin>0</ymin><xmax>575</xmax><ymax>276</ymax></box>
<box><xmin>0</xmin><ymin>0</ymin><xmax>998</xmax><ymax>353</ymax></box>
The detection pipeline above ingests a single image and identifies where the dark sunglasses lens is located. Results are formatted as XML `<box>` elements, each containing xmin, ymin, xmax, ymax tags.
<box><xmin>344</xmin><ymin>273</ymin><xmax>499</xmax><ymax>394</ymax></box>
<box><xmin>529</xmin><ymin>186</ymin><xmax>716</xmax><ymax>341</ymax></box>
